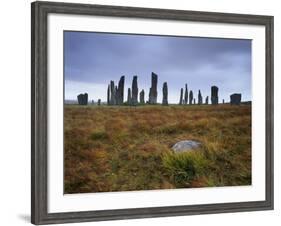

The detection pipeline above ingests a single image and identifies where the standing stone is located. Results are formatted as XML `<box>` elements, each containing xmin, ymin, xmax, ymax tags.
<box><xmin>162</xmin><ymin>82</ymin><xmax>168</xmax><ymax>105</ymax></box>
<box><xmin>193</xmin><ymin>98</ymin><xmax>196</xmax><ymax>105</ymax></box>
<box><xmin>97</xmin><ymin>99</ymin><xmax>101</xmax><ymax>105</ymax></box>
<box><xmin>117</xmin><ymin>76</ymin><xmax>125</xmax><ymax>105</ymax></box>
<box><xmin>189</xmin><ymin>90</ymin><xmax>193</xmax><ymax>105</ymax></box>
<box><xmin>148</xmin><ymin>72</ymin><xmax>158</xmax><ymax>104</ymax></box>
<box><xmin>211</xmin><ymin>86</ymin><xmax>219</xmax><ymax>105</ymax></box>
<box><xmin>184</xmin><ymin>84</ymin><xmax>188</xmax><ymax>105</ymax></box>
<box><xmin>127</xmin><ymin>88</ymin><xmax>132</xmax><ymax>105</ymax></box>
<box><xmin>115</xmin><ymin>86</ymin><xmax>118</xmax><ymax>104</ymax></box>
<box><xmin>179</xmin><ymin>88</ymin><xmax>183</xmax><ymax>105</ymax></box>
<box><xmin>77</xmin><ymin>93</ymin><xmax>88</xmax><ymax>105</ymax></box>
<box><xmin>223</xmin><ymin>99</ymin><xmax>225</xmax><ymax>104</ymax></box>
<box><xmin>107</xmin><ymin>84</ymin><xmax>110</xmax><ymax>105</ymax></box>
<box><xmin>131</xmin><ymin>76</ymin><xmax>138</xmax><ymax>105</ymax></box>
<box><xmin>205</xmin><ymin>96</ymin><xmax>209</xmax><ymax>105</ymax></box>
<box><xmin>198</xmin><ymin>90</ymin><xmax>203</xmax><ymax>105</ymax></box>
<box><xmin>140</xmin><ymin>89</ymin><xmax>145</xmax><ymax>104</ymax></box>
<box><xmin>230</xmin><ymin>93</ymin><xmax>242</xmax><ymax>105</ymax></box>
<box><xmin>110</xmin><ymin>81</ymin><xmax>116</xmax><ymax>105</ymax></box>
<box><xmin>92</xmin><ymin>100</ymin><xmax>94</xmax><ymax>105</ymax></box>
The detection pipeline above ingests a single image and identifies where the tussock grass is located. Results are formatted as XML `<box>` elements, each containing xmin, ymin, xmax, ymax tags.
<box><xmin>64</xmin><ymin>104</ymin><xmax>251</xmax><ymax>193</ymax></box>
<box><xmin>162</xmin><ymin>151</ymin><xmax>208</xmax><ymax>187</ymax></box>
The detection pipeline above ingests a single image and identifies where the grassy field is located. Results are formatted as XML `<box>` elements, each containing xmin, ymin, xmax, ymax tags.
<box><xmin>64</xmin><ymin>104</ymin><xmax>251</xmax><ymax>194</ymax></box>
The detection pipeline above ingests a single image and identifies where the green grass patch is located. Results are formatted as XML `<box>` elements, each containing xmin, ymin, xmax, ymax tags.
<box><xmin>90</xmin><ymin>130</ymin><xmax>108</xmax><ymax>140</ymax></box>
<box><xmin>162</xmin><ymin>151</ymin><xmax>208</xmax><ymax>187</ymax></box>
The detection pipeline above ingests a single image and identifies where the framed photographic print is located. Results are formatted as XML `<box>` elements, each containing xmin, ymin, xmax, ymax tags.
<box><xmin>31</xmin><ymin>1</ymin><xmax>274</xmax><ymax>225</ymax></box>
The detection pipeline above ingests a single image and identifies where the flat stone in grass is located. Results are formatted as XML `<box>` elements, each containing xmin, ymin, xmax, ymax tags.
<box><xmin>172</xmin><ymin>140</ymin><xmax>201</xmax><ymax>153</ymax></box>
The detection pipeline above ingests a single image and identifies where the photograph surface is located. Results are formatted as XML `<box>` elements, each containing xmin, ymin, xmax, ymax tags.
<box><xmin>64</xmin><ymin>31</ymin><xmax>252</xmax><ymax>194</ymax></box>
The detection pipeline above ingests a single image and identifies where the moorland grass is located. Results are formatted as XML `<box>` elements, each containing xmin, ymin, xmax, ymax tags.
<box><xmin>64</xmin><ymin>104</ymin><xmax>251</xmax><ymax>193</ymax></box>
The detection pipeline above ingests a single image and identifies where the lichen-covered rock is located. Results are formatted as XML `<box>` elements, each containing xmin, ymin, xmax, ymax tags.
<box><xmin>172</xmin><ymin>140</ymin><xmax>201</xmax><ymax>153</ymax></box>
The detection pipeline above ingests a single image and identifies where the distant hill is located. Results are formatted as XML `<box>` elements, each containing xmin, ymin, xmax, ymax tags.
<box><xmin>65</xmin><ymin>100</ymin><xmax>78</xmax><ymax>104</ymax></box>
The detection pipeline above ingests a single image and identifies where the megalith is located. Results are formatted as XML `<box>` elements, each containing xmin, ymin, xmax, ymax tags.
<box><xmin>148</xmin><ymin>72</ymin><xmax>158</xmax><ymax>104</ymax></box>
<box><xmin>230</xmin><ymin>93</ymin><xmax>242</xmax><ymax>105</ymax></box>
<box><xmin>211</xmin><ymin>86</ymin><xmax>219</xmax><ymax>105</ymax></box>
<box><xmin>131</xmin><ymin>76</ymin><xmax>138</xmax><ymax>105</ymax></box>
<box><xmin>140</xmin><ymin>89</ymin><xmax>145</xmax><ymax>104</ymax></box>
<box><xmin>198</xmin><ymin>90</ymin><xmax>203</xmax><ymax>105</ymax></box>
<box><xmin>162</xmin><ymin>82</ymin><xmax>168</xmax><ymax>105</ymax></box>
<box><xmin>77</xmin><ymin>93</ymin><xmax>88</xmax><ymax>105</ymax></box>
<box><xmin>184</xmin><ymin>84</ymin><xmax>188</xmax><ymax>105</ymax></box>
<box><xmin>179</xmin><ymin>88</ymin><xmax>183</xmax><ymax>105</ymax></box>
<box><xmin>189</xmin><ymin>90</ymin><xmax>193</xmax><ymax>105</ymax></box>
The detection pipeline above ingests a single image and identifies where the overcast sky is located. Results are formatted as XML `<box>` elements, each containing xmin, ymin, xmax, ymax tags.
<box><xmin>64</xmin><ymin>31</ymin><xmax>251</xmax><ymax>103</ymax></box>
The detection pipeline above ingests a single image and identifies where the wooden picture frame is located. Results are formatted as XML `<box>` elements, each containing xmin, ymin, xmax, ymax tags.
<box><xmin>31</xmin><ymin>1</ymin><xmax>274</xmax><ymax>224</ymax></box>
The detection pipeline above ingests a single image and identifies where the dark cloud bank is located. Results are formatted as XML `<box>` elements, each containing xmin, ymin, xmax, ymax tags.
<box><xmin>64</xmin><ymin>31</ymin><xmax>251</xmax><ymax>103</ymax></box>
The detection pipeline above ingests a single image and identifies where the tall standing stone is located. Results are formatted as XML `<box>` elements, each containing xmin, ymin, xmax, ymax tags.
<box><xmin>184</xmin><ymin>84</ymin><xmax>188</xmax><ymax>105</ymax></box>
<box><xmin>140</xmin><ymin>89</ymin><xmax>145</xmax><ymax>104</ymax></box>
<box><xmin>117</xmin><ymin>76</ymin><xmax>125</xmax><ymax>105</ymax></box>
<box><xmin>97</xmin><ymin>99</ymin><xmax>101</xmax><ymax>105</ymax></box>
<box><xmin>205</xmin><ymin>96</ymin><xmax>209</xmax><ymax>105</ymax></box>
<box><xmin>115</xmin><ymin>86</ymin><xmax>118</xmax><ymax>104</ymax></box>
<box><xmin>189</xmin><ymin>90</ymin><xmax>193</xmax><ymax>105</ymax></box>
<box><xmin>107</xmin><ymin>84</ymin><xmax>110</xmax><ymax>105</ymax></box>
<box><xmin>131</xmin><ymin>76</ymin><xmax>138</xmax><ymax>105</ymax></box>
<box><xmin>127</xmin><ymin>88</ymin><xmax>132</xmax><ymax>105</ymax></box>
<box><xmin>77</xmin><ymin>93</ymin><xmax>88</xmax><ymax>105</ymax></box>
<box><xmin>110</xmin><ymin>81</ymin><xmax>116</xmax><ymax>105</ymax></box>
<box><xmin>198</xmin><ymin>90</ymin><xmax>203</xmax><ymax>105</ymax></box>
<box><xmin>211</xmin><ymin>86</ymin><xmax>219</xmax><ymax>105</ymax></box>
<box><xmin>148</xmin><ymin>72</ymin><xmax>158</xmax><ymax>104</ymax></box>
<box><xmin>223</xmin><ymin>99</ymin><xmax>225</xmax><ymax>104</ymax></box>
<box><xmin>162</xmin><ymin>82</ymin><xmax>168</xmax><ymax>105</ymax></box>
<box><xmin>179</xmin><ymin>88</ymin><xmax>183</xmax><ymax>105</ymax></box>
<box><xmin>230</xmin><ymin>93</ymin><xmax>242</xmax><ymax>105</ymax></box>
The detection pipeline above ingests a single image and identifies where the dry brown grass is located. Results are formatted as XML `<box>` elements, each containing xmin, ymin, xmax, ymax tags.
<box><xmin>64</xmin><ymin>104</ymin><xmax>251</xmax><ymax>193</ymax></box>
